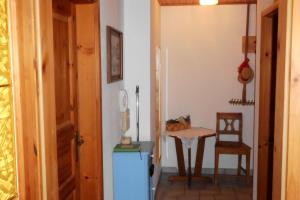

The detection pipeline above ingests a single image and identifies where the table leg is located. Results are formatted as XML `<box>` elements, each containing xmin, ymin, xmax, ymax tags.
<box><xmin>168</xmin><ymin>136</ymin><xmax>212</xmax><ymax>184</ymax></box>
<box><xmin>193</xmin><ymin>137</ymin><xmax>212</xmax><ymax>182</ymax></box>
<box><xmin>168</xmin><ymin>137</ymin><xmax>187</xmax><ymax>182</ymax></box>
<box><xmin>174</xmin><ymin>137</ymin><xmax>186</xmax><ymax>176</ymax></box>
<box><xmin>188</xmin><ymin>148</ymin><xmax>192</xmax><ymax>187</ymax></box>
<box><xmin>194</xmin><ymin>137</ymin><xmax>205</xmax><ymax>176</ymax></box>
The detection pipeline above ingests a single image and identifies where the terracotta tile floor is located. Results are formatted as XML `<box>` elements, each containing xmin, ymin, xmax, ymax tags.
<box><xmin>155</xmin><ymin>173</ymin><xmax>253</xmax><ymax>200</ymax></box>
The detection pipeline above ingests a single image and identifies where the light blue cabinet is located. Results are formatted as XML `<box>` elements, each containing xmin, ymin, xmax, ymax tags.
<box><xmin>113</xmin><ymin>142</ymin><xmax>154</xmax><ymax>200</ymax></box>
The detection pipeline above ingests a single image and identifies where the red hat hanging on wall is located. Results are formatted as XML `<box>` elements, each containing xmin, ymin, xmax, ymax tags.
<box><xmin>238</xmin><ymin>58</ymin><xmax>254</xmax><ymax>84</ymax></box>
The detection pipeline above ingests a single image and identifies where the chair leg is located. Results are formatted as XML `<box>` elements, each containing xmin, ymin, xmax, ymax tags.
<box><xmin>246</xmin><ymin>151</ymin><xmax>250</xmax><ymax>183</ymax></box>
<box><xmin>238</xmin><ymin>154</ymin><xmax>242</xmax><ymax>176</ymax></box>
<box><xmin>214</xmin><ymin>150</ymin><xmax>219</xmax><ymax>184</ymax></box>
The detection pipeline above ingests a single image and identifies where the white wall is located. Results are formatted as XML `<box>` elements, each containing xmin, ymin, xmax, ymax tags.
<box><xmin>123</xmin><ymin>0</ymin><xmax>163</xmax><ymax>190</ymax></box>
<box><xmin>101</xmin><ymin>1</ymin><xmax>161</xmax><ymax>198</ymax></box>
<box><xmin>123</xmin><ymin>0</ymin><xmax>152</xmax><ymax>142</ymax></box>
<box><xmin>253</xmin><ymin>0</ymin><xmax>274</xmax><ymax>199</ymax></box>
<box><xmin>100</xmin><ymin>0</ymin><xmax>124</xmax><ymax>199</ymax></box>
<box><xmin>161</xmin><ymin>5</ymin><xmax>256</xmax><ymax>170</ymax></box>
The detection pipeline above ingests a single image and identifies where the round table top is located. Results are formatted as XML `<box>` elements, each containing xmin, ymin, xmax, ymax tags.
<box><xmin>165</xmin><ymin>127</ymin><xmax>216</xmax><ymax>139</ymax></box>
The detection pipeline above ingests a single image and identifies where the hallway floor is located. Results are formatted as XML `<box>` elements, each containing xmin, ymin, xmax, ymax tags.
<box><xmin>155</xmin><ymin>173</ymin><xmax>253</xmax><ymax>200</ymax></box>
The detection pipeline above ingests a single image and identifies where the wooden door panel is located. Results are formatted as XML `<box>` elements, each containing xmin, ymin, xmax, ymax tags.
<box><xmin>79</xmin><ymin>178</ymin><xmax>99</xmax><ymax>200</ymax></box>
<box><xmin>75</xmin><ymin>4</ymin><xmax>102</xmax><ymax>199</ymax></box>
<box><xmin>57</xmin><ymin>124</ymin><xmax>75</xmax><ymax>184</ymax></box>
<box><xmin>53</xmin><ymin>12</ymin><xmax>79</xmax><ymax>200</ymax></box>
<box><xmin>79</xmin><ymin>136</ymin><xmax>97</xmax><ymax>176</ymax></box>
<box><xmin>59</xmin><ymin>176</ymin><xmax>76</xmax><ymax>199</ymax></box>
<box><xmin>66</xmin><ymin>193</ymin><xmax>76</xmax><ymax>200</ymax></box>
<box><xmin>53</xmin><ymin>16</ymin><xmax>72</xmax><ymax>124</ymax></box>
<box><xmin>53</xmin><ymin>0</ymin><xmax>71</xmax><ymax>16</ymax></box>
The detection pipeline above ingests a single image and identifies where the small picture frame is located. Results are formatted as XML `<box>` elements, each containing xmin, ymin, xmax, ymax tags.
<box><xmin>107</xmin><ymin>26</ymin><xmax>123</xmax><ymax>83</ymax></box>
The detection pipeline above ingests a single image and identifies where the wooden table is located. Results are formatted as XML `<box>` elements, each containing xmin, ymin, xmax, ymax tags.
<box><xmin>165</xmin><ymin>128</ymin><xmax>216</xmax><ymax>187</ymax></box>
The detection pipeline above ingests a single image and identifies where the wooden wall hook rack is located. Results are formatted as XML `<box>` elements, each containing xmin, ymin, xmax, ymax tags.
<box><xmin>229</xmin><ymin>98</ymin><xmax>255</xmax><ymax>106</ymax></box>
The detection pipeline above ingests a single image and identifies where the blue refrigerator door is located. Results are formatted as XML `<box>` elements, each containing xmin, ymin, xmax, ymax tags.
<box><xmin>113</xmin><ymin>152</ymin><xmax>150</xmax><ymax>200</ymax></box>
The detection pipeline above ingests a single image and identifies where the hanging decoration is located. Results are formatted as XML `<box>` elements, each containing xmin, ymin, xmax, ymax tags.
<box><xmin>229</xmin><ymin>4</ymin><xmax>255</xmax><ymax>106</ymax></box>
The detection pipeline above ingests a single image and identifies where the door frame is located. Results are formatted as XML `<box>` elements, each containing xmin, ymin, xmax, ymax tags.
<box><xmin>257</xmin><ymin>0</ymin><xmax>290</xmax><ymax>200</ymax></box>
<box><xmin>258</xmin><ymin>4</ymin><xmax>279</xmax><ymax>200</ymax></box>
<box><xmin>9</xmin><ymin>0</ymin><xmax>59</xmax><ymax>199</ymax></box>
<box><xmin>286</xmin><ymin>0</ymin><xmax>300</xmax><ymax>199</ymax></box>
<box><xmin>9</xmin><ymin>0</ymin><xmax>103</xmax><ymax>199</ymax></box>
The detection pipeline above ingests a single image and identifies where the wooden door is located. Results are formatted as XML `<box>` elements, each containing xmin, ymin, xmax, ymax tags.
<box><xmin>75</xmin><ymin>4</ymin><xmax>103</xmax><ymax>199</ymax></box>
<box><xmin>11</xmin><ymin>0</ymin><xmax>102</xmax><ymax>198</ymax></box>
<box><xmin>258</xmin><ymin>8</ymin><xmax>278</xmax><ymax>200</ymax></box>
<box><xmin>53</xmin><ymin>10</ymin><xmax>79</xmax><ymax>200</ymax></box>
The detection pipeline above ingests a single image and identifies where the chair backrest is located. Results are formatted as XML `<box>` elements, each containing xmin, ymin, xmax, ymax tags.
<box><xmin>216</xmin><ymin>112</ymin><xmax>243</xmax><ymax>143</ymax></box>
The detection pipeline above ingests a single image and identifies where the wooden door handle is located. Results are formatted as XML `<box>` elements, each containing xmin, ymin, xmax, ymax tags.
<box><xmin>75</xmin><ymin>131</ymin><xmax>84</xmax><ymax>161</ymax></box>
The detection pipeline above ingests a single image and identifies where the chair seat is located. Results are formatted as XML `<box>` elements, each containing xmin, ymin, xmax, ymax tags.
<box><xmin>215</xmin><ymin>141</ymin><xmax>251</xmax><ymax>155</ymax></box>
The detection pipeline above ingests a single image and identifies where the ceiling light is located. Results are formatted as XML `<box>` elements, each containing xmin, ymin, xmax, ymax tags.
<box><xmin>199</xmin><ymin>0</ymin><xmax>218</xmax><ymax>5</ymax></box>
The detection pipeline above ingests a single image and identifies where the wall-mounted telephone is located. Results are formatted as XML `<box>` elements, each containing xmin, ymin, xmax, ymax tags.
<box><xmin>119</xmin><ymin>89</ymin><xmax>128</xmax><ymax>112</ymax></box>
<box><xmin>119</xmin><ymin>89</ymin><xmax>130</xmax><ymax>133</ymax></box>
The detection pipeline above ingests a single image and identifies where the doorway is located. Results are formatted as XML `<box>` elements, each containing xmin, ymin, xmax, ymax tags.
<box><xmin>52</xmin><ymin>1</ymin><xmax>103</xmax><ymax>199</ymax></box>
<box><xmin>257</xmin><ymin>7</ymin><xmax>279</xmax><ymax>200</ymax></box>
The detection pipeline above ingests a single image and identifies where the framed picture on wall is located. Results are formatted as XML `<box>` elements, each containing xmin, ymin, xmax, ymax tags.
<box><xmin>107</xmin><ymin>26</ymin><xmax>123</xmax><ymax>83</ymax></box>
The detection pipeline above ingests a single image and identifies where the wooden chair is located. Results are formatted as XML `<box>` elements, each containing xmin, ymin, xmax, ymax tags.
<box><xmin>214</xmin><ymin>112</ymin><xmax>251</xmax><ymax>183</ymax></box>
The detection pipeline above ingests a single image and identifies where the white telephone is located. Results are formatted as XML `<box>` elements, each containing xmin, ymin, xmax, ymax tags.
<box><xmin>119</xmin><ymin>89</ymin><xmax>128</xmax><ymax>112</ymax></box>
<box><xmin>119</xmin><ymin>89</ymin><xmax>130</xmax><ymax>133</ymax></box>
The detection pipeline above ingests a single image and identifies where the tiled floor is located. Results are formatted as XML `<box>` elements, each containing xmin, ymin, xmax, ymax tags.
<box><xmin>155</xmin><ymin>173</ymin><xmax>253</xmax><ymax>200</ymax></box>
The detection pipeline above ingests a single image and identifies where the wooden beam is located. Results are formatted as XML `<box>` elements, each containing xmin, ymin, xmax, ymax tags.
<box><xmin>159</xmin><ymin>0</ymin><xmax>257</xmax><ymax>6</ymax></box>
